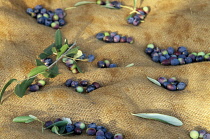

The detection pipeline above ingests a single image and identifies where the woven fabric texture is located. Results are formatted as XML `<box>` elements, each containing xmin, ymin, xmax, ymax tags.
<box><xmin>0</xmin><ymin>0</ymin><xmax>210</xmax><ymax>139</ymax></box>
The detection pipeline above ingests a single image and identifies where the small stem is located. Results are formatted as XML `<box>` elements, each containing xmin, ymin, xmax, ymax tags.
<box><xmin>120</xmin><ymin>5</ymin><xmax>134</xmax><ymax>11</ymax></box>
<box><xmin>48</xmin><ymin>41</ymin><xmax>77</xmax><ymax>69</ymax></box>
<box><xmin>74</xmin><ymin>58</ymin><xmax>88</xmax><ymax>62</ymax></box>
<box><xmin>120</xmin><ymin>5</ymin><xmax>140</xmax><ymax>15</ymax></box>
<box><xmin>18</xmin><ymin>42</ymin><xmax>77</xmax><ymax>84</ymax></box>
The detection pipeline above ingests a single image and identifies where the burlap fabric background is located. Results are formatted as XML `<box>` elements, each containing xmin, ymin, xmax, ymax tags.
<box><xmin>0</xmin><ymin>0</ymin><xmax>210</xmax><ymax>138</ymax></box>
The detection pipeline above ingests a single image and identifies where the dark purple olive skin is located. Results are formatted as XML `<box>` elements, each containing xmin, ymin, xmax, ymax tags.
<box><xmin>74</xmin><ymin>127</ymin><xmax>82</xmax><ymax>135</ymax></box>
<box><xmin>158</xmin><ymin>77</ymin><xmax>167</xmax><ymax>84</ymax></box>
<box><xmin>86</xmin><ymin>128</ymin><xmax>96</xmax><ymax>136</ymax></box>
<box><xmin>92</xmin><ymin>82</ymin><xmax>101</xmax><ymax>89</ymax></box>
<box><xmin>166</xmin><ymin>84</ymin><xmax>177</xmax><ymax>91</ymax></box>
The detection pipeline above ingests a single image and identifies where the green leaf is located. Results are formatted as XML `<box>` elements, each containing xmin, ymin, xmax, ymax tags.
<box><xmin>36</xmin><ymin>59</ymin><xmax>44</xmax><ymax>66</ymax></box>
<box><xmin>52</xmin><ymin>47</ymin><xmax>58</xmax><ymax>54</ymax></box>
<box><xmin>44</xmin><ymin>43</ymin><xmax>55</xmax><ymax>55</ymax></box>
<box><xmin>132</xmin><ymin>113</ymin><xmax>183</xmax><ymax>126</ymax></box>
<box><xmin>58</xmin><ymin>126</ymin><xmax>66</xmax><ymax>134</ymax></box>
<box><xmin>125</xmin><ymin>63</ymin><xmax>135</xmax><ymax>67</ymax></box>
<box><xmin>76</xmin><ymin>64</ymin><xmax>83</xmax><ymax>73</ymax></box>
<box><xmin>41</xmin><ymin>65</ymin><xmax>59</xmax><ymax>78</ymax></box>
<box><xmin>25</xmin><ymin>119</ymin><xmax>35</xmax><ymax>123</ymax></box>
<box><xmin>48</xmin><ymin>65</ymin><xmax>59</xmax><ymax>78</ymax></box>
<box><xmin>27</xmin><ymin>66</ymin><xmax>48</xmax><ymax>78</ymax></box>
<box><xmin>46</xmin><ymin>121</ymin><xmax>68</xmax><ymax>129</ymax></box>
<box><xmin>66</xmin><ymin>47</ymin><xmax>79</xmax><ymax>57</ymax></box>
<box><xmin>0</xmin><ymin>79</ymin><xmax>17</xmax><ymax>104</ymax></box>
<box><xmin>13</xmin><ymin>116</ymin><xmax>35</xmax><ymax>123</ymax></box>
<box><xmin>74</xmin><ymin>1</ymin><xmax>96</xmax><ymax>7</ymax></box>
<box><xmin>14</xmin><ymin>78</ymin><xmax>35</xmax><ymax>98</ymax></box>
<box><xmin>74</xmin><ymin>50</ymin><xmax>83</xmax><ymax>59</ymax></box>
<box><xmin>55</xmin><ymin>29</ymin><xmax>62</xmax><ymax>49</ymax></box>
<box><xmin>39</xmin><ymin>53</ymin><xmax>49</xmax><ymax>59</ymax></box>
<box><xmin>102</xmin><ymin>0</ymin><xmax>115</xmax><ymax>9</ymax></box>
<box><xmin>56</xmin><ymin>44</ymin><xmax>69</xmax><ymax>59</ymax></box>
<box><xmin>133</xmin><ymin>0</ymin><xmax>137</xmax><ymax>9</ymax></box>
<box><xmin>147</xmin><ymin>76</ymin><xmax>161</xmax><ymax>87</ymax></box>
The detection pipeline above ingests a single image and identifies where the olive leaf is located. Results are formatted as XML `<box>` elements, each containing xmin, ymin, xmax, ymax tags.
<box><xmin>58</xmin><ymin>126</ymin><xmax>66</xmax><ymax>134</ymax></box>
<box><xmin>13</xmin><ymin>116</ymin><xmax>35</xmax><ymax>123</ymax></box>
<box><xmin>133</xmin><ymin>0</ymin><xmax>137</xmax><ymax>9</ymax></box>
<box><xmin>56</xmin><ymin>44</ymin><xmax>69</xmax><ymax>59</ymax></box>
<box><xmin>74</xmin><ymin>50</ymin><xmax>83</xmax><ymax>59</ymax></box>
<box><xmin>27</xmin><ymin>66</ymin><xmax>48</xmax><ymax>78</ymax></box>
<box><xmin>39</xmin><ymin>53</ymin><xmax>49</xmax><ymax>59</ymax></box>
<box><xmin>41</xmin><ymin>65</ymin><xmax>59</xmax><ymax>78</ymax></box>
<box><xmin>66</xmin><ymin>47</ymin><xmax>79</xmax><ymax>57</ymax></box>
<box><xmin>46</xmin><ymin>121</ymin><xmax>68</xmax><ymax>129</ymax></box>
<box><xmin>52</xmin><ymin>47</ymin><xmax>58</xmax><ymax>55</ymax></box>
<box><xmin>76</xmin><ymin>64</ymin><xmax>83</xmax><ymax>73</ymax></box>
<box><xmin>126</xmin><ymin>63</ymin><xmax>134</xmax><ymax>67</ymax></box>
<box><xmin>14</xmin><ymin>78</ymin><xmax>35</xmax><ymax>98</ymax></box>
<box><xmin>147</xmin><ymin>76</ymin><xmax>161</xmax><ymax>86</ymax></box>
<box><xmin>74</xmin><ymin>1</ymin><xmax>96</xmax><ymax>7</ymax></box>
<box><xmin>43</xmin><ymin>43</ymin><xmax>55</xmax><ymax>55</ymax></box>
<box><xmin>55</xmin><ymin>29</ymin><xmax>62</xmax><ymax>49</ymax></box>
<box><xmin>132</xmin><ymin>113</ymin><xmax>183</xmax><ymax>126</ymax></box>
<box><xmin>0</xmin><ymin>79</ymin><xmax>17</xmax><ymax>104</ymax></box>
<box><xmin>36</xmin><ymin>59</ymin><xmax>44</xmax><ymax>66</ymax></box>
<box><xmin>48</xmin><ymin>65</ymin><xmax>59</xmax><ymax>78</ymax></box>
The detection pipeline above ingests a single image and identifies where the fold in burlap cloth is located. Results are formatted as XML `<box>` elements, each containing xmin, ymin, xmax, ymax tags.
<box><xmin>0</xmin><ymin>0</ymin><xmax>210</xmax><ymax>138</ymax></box>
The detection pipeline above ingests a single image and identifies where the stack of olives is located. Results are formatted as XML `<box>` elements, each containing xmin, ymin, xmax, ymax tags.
<box><xmin>26</xmin><ymin>5</ymin><xmax>66</xmax><ymax>29</ymax></box>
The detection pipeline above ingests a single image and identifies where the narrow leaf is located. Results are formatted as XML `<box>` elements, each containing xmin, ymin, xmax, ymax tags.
<box><xmin>27</xmin><ymin>66</ymin><xmax>48</xmax><ymax>78</ymax></box>
<box><xmin>66</xmin><ymin>47</ymin><xmax>78</xmax><ymax>57</ymax></box>
<box><xmin>133</xmin><ymin>0</ymin><xmax>137</xmax><ymax>9</ymax></box>
<box><xmin>52</xmin><ymin>47</ymin><xmax>58</xmax><ymax>54</ymax></box>
<box><xmin>0</xmin><ymin>79</ymin><xmax>17</xmax><ymax>104</ymax></box>
<box><xmin>147</xmin><ymin>76</ymin><xmax>161</xmax><ymax>86</ymax></box>
<box><xmin>55</xmin><ymin>29</ymin><xmax>62</xmax><ymax>49</ymax></box>
<box><xmin>43</xmin><ymin>43</ymin><xmax>55</xmax><ymax>55</ymax></box>
<box><xmin>76</xmin><ymin>64</ymin><xmax>83</xmax><ymax>73</ymax></box>
<box><xmin>36</xmin><ymin>59</ymin><xmax>44</xmax><ymax>66</ymax></box>
<box><xmin>41</xmin><ymin>71</ymin><xmax>51</xmax><ymax>78</ymax></box>
<box><xmin>14</xmin><ymin>78</ymin><xmax>35</xmax><ymax>98</ymax></box>
<box><xmin>48</xmin><ymin>65</ymin><xmax>59</xmax><ymax>78</ymax></box>
<box><xmin>58</xmin><ymin>126</ymin><xmax>66</xmax><ymax>134</ymax></box>
<box><xmin>13</xmin><ymin>116</ymin><xmax>34</xmax><ymax>123</ymax></box>
<box><xmin>74</xmin><ymin>50</ymin><xmax>83</xmax><ymax>59</ymax></box>
<box><xmin>39</xmin><ymin>53</ymin><xmax>49</xmax><ymax>59</ymax></box>
<box><xmin>132</xmin><ymin>113</ymin><xmax>183</xmax><ymax>126</ymax></box>
<box><xmin>56</xmin><ymin>44</ymin><xmax>69</xmax><ymax>59</ymax></box>
<box><xmin>25</xmin><ymin>119</ymin><xmax>35</xmax><ymax>123</ymax></box>
<box><xmin>64</xmin><ymin>39</ymin><xmax>68</xmax><ymax>45</ymax></box>
<box><xmin>74</xmin><ymin>1</ymin><xmax>96</xmax><ymax>7</ymax></box>
<box><xmin>46</xmin><ymin>121</ymin><xmax>68</xmax><ymax>129</ymax></box>
<box><xmin>29</xmin><ymin>115</ymin><xmax>37</xmax><ymax>120</ymax></box>
<box><xmin>126</xmin><ymin>63</ymin><xmax>134</xmax><ymax>67</ymax></box>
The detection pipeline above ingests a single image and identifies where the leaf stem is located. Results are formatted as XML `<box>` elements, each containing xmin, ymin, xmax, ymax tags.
<box><xmin>120</xmin><ymin>5</ymin><xmax>140</xmax><ymax>14</ymax></box>
<box><xmin>48</xmin><ymin>41</ymin><xmax>77</xmax><ymax>69</ymax></box>
<box><xmin>17</xmin><ymin>42</ymin><xmax>77</xmax><ymax>84</ymax></box>
<box><xmin>120</xmin><ymin>5</ymin><xmax>134</xmax><ymax>11</ymax></box>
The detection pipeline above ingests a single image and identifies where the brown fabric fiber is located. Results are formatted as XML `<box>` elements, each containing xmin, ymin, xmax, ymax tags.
<box><xmin>0</xmin><ymin>0</ymin><xmax>210</xmax><ymax>138</ymax></box>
